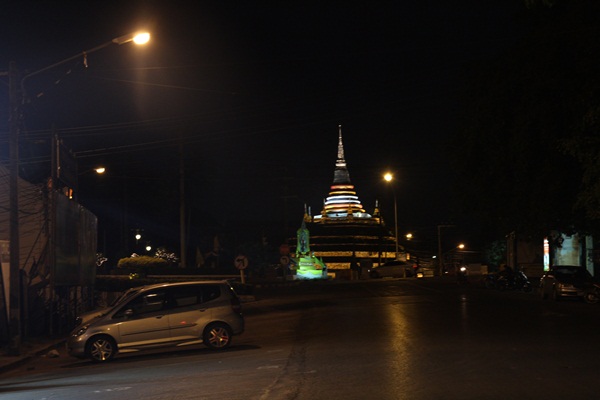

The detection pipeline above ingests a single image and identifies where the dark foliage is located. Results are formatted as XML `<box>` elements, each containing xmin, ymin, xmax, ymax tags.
<box><xmin>450</xmin><ymin>0</ymin><xmax>600</xmax><ymax>240</ymax></box>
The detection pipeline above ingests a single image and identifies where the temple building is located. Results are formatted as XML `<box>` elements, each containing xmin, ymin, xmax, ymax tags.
<box><xmin>292</xmin><ymin>126</ymin><xmax>403</xmax><ymax>278</ymax></box>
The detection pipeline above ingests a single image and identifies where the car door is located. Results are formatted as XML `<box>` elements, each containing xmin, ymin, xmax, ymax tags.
<box><xmin>167</xmin><ymin>285</ymin><xmax>218</xmax><ymax>342</ymax></box>
<box><xmin>542</xmin><ymin>269</ymin><xmax>557</xmax><ymax>296</ymax></box>
<box><xmin>114</xmin><ymin>288</ymin><xmax>172</xmax><ymax>349</ymax></box>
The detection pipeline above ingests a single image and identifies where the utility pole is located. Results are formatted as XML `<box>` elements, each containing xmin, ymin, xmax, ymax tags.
<box><xmin>3</xmin><ymin>32</ymin><xmax>151</xmax><ymax>355</ymax></box>
<box><xmin>179</xmin><ymin>137</ymin><xmax>186</xmax><ymax>268</ymax></box>
<box><xmin>8</xmin><ymin>60</ymin><xmax>21</xmax><ymax>355</ymax></box>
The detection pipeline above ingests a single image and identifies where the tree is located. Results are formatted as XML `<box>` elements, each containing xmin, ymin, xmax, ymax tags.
<box><xmin>450</xmin><ymin>0</ymin><xmax>600</xmax><ymax>240</ymax></box>
<box><xmin>560</xmin><ymin>109</ymin><xmax>600</xmax><ymax>221</ymax></box>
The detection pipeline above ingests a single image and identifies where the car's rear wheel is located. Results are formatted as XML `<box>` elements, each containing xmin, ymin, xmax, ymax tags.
<box><xmin>204</xmin><ymin>323</ymin><xmax>232</xmax><ymax>350</ymax></box>
<box><xmin>86</xmin><ymin>335</ymin><xmax>117</xmax><ymax>362</ymax></box>
<box><xmin>498</xmin><ymin>279</ymin><xmax>507</xmax><ymax>291</ymax></box>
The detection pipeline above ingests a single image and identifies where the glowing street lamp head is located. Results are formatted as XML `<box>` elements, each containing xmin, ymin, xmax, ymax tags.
<box><xmin>458</xmin><ymin>243</ymin><xmax>465</xmax><ymax>249</ymax></box>
<box><xmin>94</xmin><ymin>167</ymin><xmax>106</xmax><ymax>174</ymax></box>
<box><xmin>112</xmin><ymin>31</ymin><xmax>151</xmax><ymax>45</ymax></box>
<box><xmin>133</xmin><ymin>32</ymin><xmax>150</xmax><ymax>45</ymax></box>
<box><xmin>384</xmin><ymin>172</ymin><xmax>393</xmax><ymax>182</ymax></box>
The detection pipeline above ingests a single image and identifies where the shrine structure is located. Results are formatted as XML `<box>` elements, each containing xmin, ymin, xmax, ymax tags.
<box><xmin>291</xmin><ymin>126</ymin><xmax>402</xmax><ymax>278</ymax></box>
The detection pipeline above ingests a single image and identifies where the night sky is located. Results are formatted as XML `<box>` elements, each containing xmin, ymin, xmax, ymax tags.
<box><xmin>0</xmin><ymin>2</ymin><xmax>526</xmax><ymax>257</ymax></box>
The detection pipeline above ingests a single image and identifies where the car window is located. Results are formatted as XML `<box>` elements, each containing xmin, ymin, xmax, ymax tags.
<box><xmin>554</xmin><ymin>267</ymin><xmax>592</xmax><ymax>281</ymax></box>
<box><xmin>114</xmin><ymin>289</ymin><xmax>168</xmax><ymax>317</ymax></box>
<box><xmin>167</xmin><ymin>285</ymin><xmax>222</xmax><ymax>308</ymax></box>
<box><xmin>574</xmin><ymin>269</ymin><xmax>592</xmax><ymax>279</ymax></box>
<box><xmin>202</xmin><ymin>285</ymin><xmax>221</xmax><ymax>302</ymax></box>
<box><xmin>110</xmin><ymin>287</ymin><xmax>142</xmax><ymax>307</ymax></box>
<box><xmin>382</xmin><ymin>261</ymin><xmax>408</xmax><ymax>267</ymax></box>
<box><xmin>554</xmin><ymin>269</ymin><xmax>573</xmax><ymax>279</ymax></box>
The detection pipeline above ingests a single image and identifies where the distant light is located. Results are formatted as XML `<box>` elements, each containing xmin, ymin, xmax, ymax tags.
<box><xmin>384</xmin><ymin>172</ymin><xmax>393</xmax><ymax>182</ymax></box>
<box><xmin>406</xmin><ymin>233</ymin><xmax>413</xmax><ymax>240</ymax></box>
<box><xmin>458</xmin><ymin>243</ymin><xmax>465</xmax><ymax>249</ymax></box>
<box><xmin>145</xmin><ymin>245</ymin><xmax>152</xmax><ymax>252</ymax></box>
<box><xmin>94</xmin><ymin>167</ymin><xmax>106</xmax><ymax>174</ymax></box>
<box><xmin>135</xmin><ymin>233</ymin><xmax>142</xmax><ymax>241</ymax></box>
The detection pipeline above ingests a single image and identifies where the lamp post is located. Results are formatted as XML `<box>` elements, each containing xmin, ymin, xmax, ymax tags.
<box><xmin>437</xmin><ymin>224</ymin><xmax>455</xmax><ymax>276</ymax></box>
<box><xmin>383</xmin><ymin>172</ymin><xmax>399</xmax><ymax>262</ymax></box>
<box><xmin>74</xmin><ymin>164</ymin><xmax>106</xmax><ymax>198</ymax></box>
<box><xmin>5</xmin><ymin>31</ymin><xmax>149</xmax><ymax>355</ymax></box>
<box><xmin>446</xmin><ymin>243</ymin><xmax>465</xmax><ymax>273</ymax></box>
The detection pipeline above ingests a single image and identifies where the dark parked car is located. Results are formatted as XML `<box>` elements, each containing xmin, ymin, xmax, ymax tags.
<box><xmin>540</xmin><ymin>265</ymin><xmax>595</xmax><ymax>301</ymax></box>
<box><xmin>369</xmin><ymin>260</ymin><xmax>417</xmax><ymax>278</ymax></box>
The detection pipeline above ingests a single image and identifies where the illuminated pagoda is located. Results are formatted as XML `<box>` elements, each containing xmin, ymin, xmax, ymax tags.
<box><xmin>292</xmin><ymin>125</ymin><xmax>402</xmax><ymax>277</ymax></box>
<box><xmin>315</xmin><ymin>126</ymin><xmax>372</xmax><ymax>220</ymax></box>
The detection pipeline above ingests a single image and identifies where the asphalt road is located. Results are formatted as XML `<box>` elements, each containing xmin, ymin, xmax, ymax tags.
<box><xmin>1</xmin><ymin>278</ymin><xmax>600</xmax><ymax>399</ymax></box>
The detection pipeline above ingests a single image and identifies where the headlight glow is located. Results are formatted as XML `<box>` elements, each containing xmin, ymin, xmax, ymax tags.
<box><xmin>74</xmin><ymin>325</ymin><xmax>89</xmax><ymax>337</ymax></box>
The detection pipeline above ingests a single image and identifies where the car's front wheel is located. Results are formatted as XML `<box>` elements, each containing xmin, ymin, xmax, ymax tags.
<box><xmin>204</xmin><ymin>323</ymin><xmax>232</xmax><ymax>350</ymax></box>
<box><xmin>552</xmin><ymin>287</ymin><xmax>561</xmax><ymax>301</ymax></box>
<box><xmin>584</xmin><ymin>290</ymin><xmax>599</xmax><ymax>304</ymax></box>
<box><xmin>86</xmin><ymin>335</ymin><xmax>117</xmax><ymax>362</ymax></box>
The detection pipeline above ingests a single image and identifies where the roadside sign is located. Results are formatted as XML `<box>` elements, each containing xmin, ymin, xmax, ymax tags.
<box><xmin>234</xmin><ymin>255</ymin><xmax>248</xmax><ymax>270</ymax></box>
<box><xmin>279</xmin><ymin>244</ymin><xmax>290</xmax><ymax>255</ymax></box>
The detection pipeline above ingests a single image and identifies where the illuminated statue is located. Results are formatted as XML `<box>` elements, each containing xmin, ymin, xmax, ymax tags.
<box><xmin>291</xmin><ymin>220</ymin><xmax>328</xmax><ymax>280</ymax></box>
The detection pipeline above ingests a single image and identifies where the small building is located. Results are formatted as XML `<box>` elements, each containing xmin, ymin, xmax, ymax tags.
<box><xmin>0</xmin><ymin>164</ymin><xmax>97</xmax><ymax>341</ymax></box>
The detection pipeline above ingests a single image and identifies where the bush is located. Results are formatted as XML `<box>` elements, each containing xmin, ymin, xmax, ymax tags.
<box><xmin>117</xmin><ymin>255</ymin><xmax>168</xmax><ymax>273</ymax></box>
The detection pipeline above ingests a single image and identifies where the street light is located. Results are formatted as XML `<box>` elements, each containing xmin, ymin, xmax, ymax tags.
<box><xmin>19</xmin><ymin>32</ymin><xmax>150</xmax><ymax>94</ymax></box>
<box><xmin>5</xmin><ymin>30</ymin><xmax>150</xmax><ymax>355</ymax></box>
<box><xmin>446</xmin><ymin>243</ymin><xmax>465</xmax><ymax>273</ymax></box>
<box><xmin>383</xmin><ymin>172</ymin><xmax>399</xmax><ymax>261</ymax></box>
<box><xmin>74</xmin><ymin>165</ymin><xmax>106</xmax><ymax>194</ymax></box>
<box><xmin>116</xmin><ymin>32</ymin><xmax>150</xmax><ymax>45</ymax></box>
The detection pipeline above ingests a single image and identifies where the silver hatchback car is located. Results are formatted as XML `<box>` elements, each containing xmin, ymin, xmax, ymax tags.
<box><xmin>67</xmin><ymin>280</ymin><xmax>244</xmax><ymax>362</ymax></box>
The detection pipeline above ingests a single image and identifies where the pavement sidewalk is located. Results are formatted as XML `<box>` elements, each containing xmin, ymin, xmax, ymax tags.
<box><xmin>0</xmin><ymin>337</ymin><xmax>66</xmax><ymax>375</ymax></box>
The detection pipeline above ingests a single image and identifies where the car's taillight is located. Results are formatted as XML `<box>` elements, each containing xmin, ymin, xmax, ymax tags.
<box><xmin>230</xmin><ymin>296</ymin><xmax>242</xmax><ymax>315</ymax></box>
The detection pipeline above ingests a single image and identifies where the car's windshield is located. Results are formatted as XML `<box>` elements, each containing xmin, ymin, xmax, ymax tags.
<box><xmin>555</xmin><ymin>268</ymin><xmax>592</xmax><ymax>281</ymax></box>
<box><xmin>382</xmin><ymin>262</ymin><xmax>408</xmax><ymax>267</ymax></box>
<box><xmin>109</xmin><ymin>287</ymin><xmax>142</xmax><ymax>308</ymax></box>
